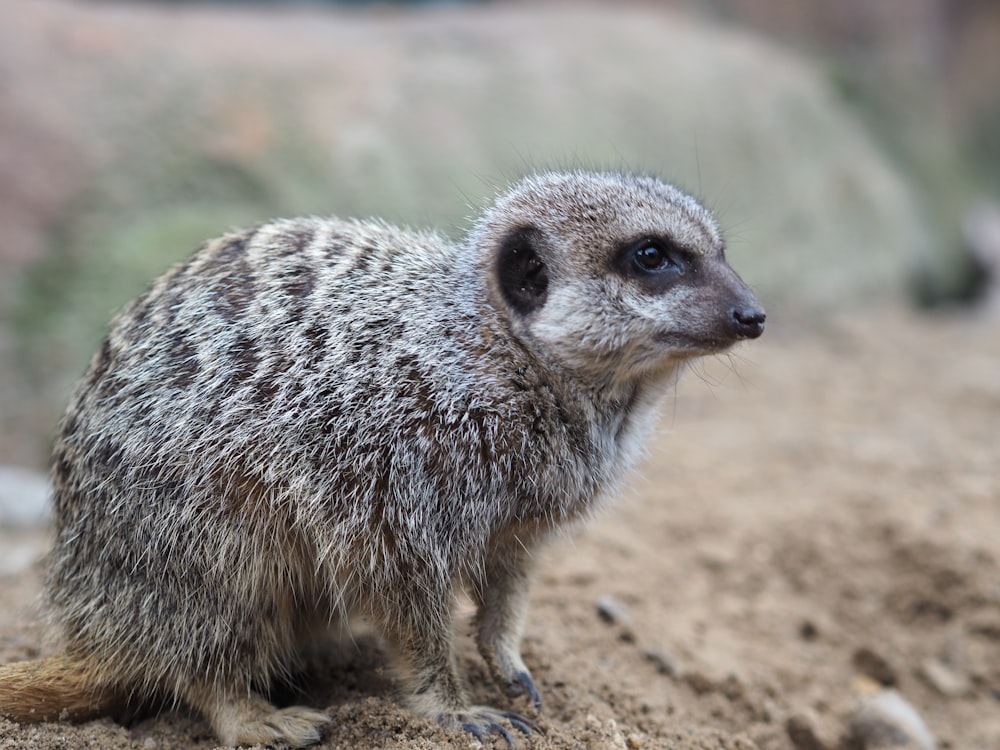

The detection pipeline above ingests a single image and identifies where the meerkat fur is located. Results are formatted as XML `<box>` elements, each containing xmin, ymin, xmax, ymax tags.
<box><xmin>0</xmin><ymin>171</ymin><xmax>764</xmax><ymax>747</ymax></box>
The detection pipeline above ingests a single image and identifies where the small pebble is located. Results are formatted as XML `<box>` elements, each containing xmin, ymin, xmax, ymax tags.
<box><xmin>799</xmin><ymin>619</ymin><xmax>819</xmax><ymax>641</ymax></box>
<box><xmin>626</xmin><ymin>732</ymin><xmax>645</xmax><ymax>749</ymax></box>
<box><xmin>643</xmin><ymin>649</ymin><xmax>679</xmax><ymax>678</ymax></box>
<box><xmin>918</xmin><ymin>657</ymin><xmax>970</xmax><ymax>698</ymax></box>
<box><xmin>848</xmin><ymin>689</ymin><xmax>936</xmax><ymax>750</ymax></box>
<box><xmin>617</xmin><ymin>627</ymin><xmax>637</xmax><ymax>644</ymax></box>
<box><xmin>852</xmin><ymin>646</ymin><xmax>898</xmax><ymax>687</ymax></box>
<box><xmin>785</xmin><ymin>713</ymin><xmax>828</xmax><ymax>750</ymax></box>
<box><xmin>683</xmin><ymin>670</ymin><xmax>714</xmax><ymax>695</ymax></box>
<box><xmin>595</xmin><ymin>594</ymin><xmax>634</xmax><ymax>627</ymax></box>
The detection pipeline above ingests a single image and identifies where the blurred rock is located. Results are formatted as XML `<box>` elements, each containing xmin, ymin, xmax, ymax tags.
<box><xmin>963</xmin><ymin>202</ymin><xmax>1000</xmax><ymax>315</ymax></box>
<box><xmin>848</xmin><ymin>689</ymin><xmax>936</xmax><ymax>750</ymax></box>
<box><xmin>0</xmin><ymin>465</ymin><xmax>50</xmax><ymax>528</ymax></box>
<box><xmin>0</xmin><ymin>0</ymin><xmax>932</xmax><ymax>466</ymax></box>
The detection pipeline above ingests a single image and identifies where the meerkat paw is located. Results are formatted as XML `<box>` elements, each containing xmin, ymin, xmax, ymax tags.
<box><xmin>257</xmin><ymin>706</ymin><xmax>332</xmax><ymax>748</ymax></box>
<box><xmin>501</xmin><ymin>669</ymin><xmax>542</xmax><ymax>712</ymax></box>
<box><xmin>206</xmin><ymin>693</ymin><xmax>331</xmax><ymax>748</ymax></box>
<box><xmin>482</xmin><ymin>652</ymin><xmax>543</xmax><ymax>712</ymax></box>
<box><xmin>438</xmin><ymin>705</ymin><xmax>539</xmax><ymax>748</ymax></box>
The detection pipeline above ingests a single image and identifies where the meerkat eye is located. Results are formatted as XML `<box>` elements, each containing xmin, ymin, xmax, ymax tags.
<box><xmin>634</xmin><ymin>243</ymin><xmax>669</xmax><ymax>270</ymax></box>
<box><xmin>631</xmin><ymin>240</ymin><xmax>686</xmax><ymax>274</ymax></box>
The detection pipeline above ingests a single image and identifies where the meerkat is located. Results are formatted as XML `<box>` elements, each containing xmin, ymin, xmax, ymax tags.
<box><xmin>0</xmin><ymin>171</ymin><xmax>764</xmax><ymax>747</ymax></box>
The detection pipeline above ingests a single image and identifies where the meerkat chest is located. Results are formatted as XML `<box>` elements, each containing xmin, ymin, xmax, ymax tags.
<box><xmin>587</xmin><ymin>384</ymin><xmax>672</xmax><ymax>490</ymax></box>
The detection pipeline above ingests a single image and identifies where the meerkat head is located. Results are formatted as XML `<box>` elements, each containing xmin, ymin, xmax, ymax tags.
<box><xmin>473</xmin><ymin>171</ymin><xmax>765</xmax><ymax>388</ymax></box>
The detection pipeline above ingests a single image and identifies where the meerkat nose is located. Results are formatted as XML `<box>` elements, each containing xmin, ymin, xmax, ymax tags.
<box><xmin>730</xmin><ymin>305</ymin><xmax>766</xmax><ymax>339</ymax></box>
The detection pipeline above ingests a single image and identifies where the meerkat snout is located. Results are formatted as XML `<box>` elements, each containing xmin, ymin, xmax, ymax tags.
<box><xmin>730</xmin><ymin>304</ymin><xmax>766</xmax><ymax>339</ymax></box>
<box><xmin>699</xmin><ymin>257</ymin><xmax>765</xmax><ymax>342</ymax></box>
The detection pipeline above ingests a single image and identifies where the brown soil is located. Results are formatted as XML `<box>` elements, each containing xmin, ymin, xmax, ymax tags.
<box><xmin>2</xmin><ymin>307</ymin><xmax>998</xmax><ymax>750</ymax></box>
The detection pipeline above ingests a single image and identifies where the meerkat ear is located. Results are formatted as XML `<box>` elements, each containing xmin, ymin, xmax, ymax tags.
<box><xmin>496</xmin><ymin>227</ymin><xmax>549</xmax><ymax>315</ymax></box>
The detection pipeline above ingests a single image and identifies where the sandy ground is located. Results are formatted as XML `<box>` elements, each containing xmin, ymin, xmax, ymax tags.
<box><xmin>1</xmin><ymin>307</ymin><xmax>999</xmax><ymax>750</ymax></box>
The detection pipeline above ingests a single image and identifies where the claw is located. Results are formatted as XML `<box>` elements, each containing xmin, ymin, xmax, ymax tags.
<box><xmin>503</xmin><ymin>711</ymin><xmax>537</xmax><ymax>735</ymax></box>
<box><xmin>460</xmin><ymin>719</ymin><xmax>517</xmax><ymax>747</ymax></box>
<box><xmin>488</xmin><ymin>722</ymin><xmax>516</xmax><ymax>748</ymax></box>
<box><xmin>447</xmin><ymin>705</ymin><xmax>537</xmax><ymax>747</ymax></box>
<box><xmin>508</xmin><ymin>670</ymin><xmax>543</xmax><ymax>712</ymax></box>
<box><xmin>461</xmin><ymin>722</ymin><xmax>489</xmax><ymax>740</ymax></box>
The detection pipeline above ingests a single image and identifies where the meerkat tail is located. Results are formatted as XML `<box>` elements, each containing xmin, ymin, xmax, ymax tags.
<box><xmin>0</xmin><ymin>655</ymin><xmax>123</xmax><ymax>723</ymax></box>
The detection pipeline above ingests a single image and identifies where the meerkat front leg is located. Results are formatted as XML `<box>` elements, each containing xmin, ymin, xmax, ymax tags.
<box><xmin>373</xmin><ymin>578</ymin><xmax>536</xmax><ymax>745</ymax></box>
<box><xmin>474</xmin><ymin>540</ymin><xmax>542</xmax><ymax>712</ymax></box>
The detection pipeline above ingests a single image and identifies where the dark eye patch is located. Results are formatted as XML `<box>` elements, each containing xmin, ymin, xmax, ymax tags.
<box><xmin>615</xmin><ymin>236</ymin><xmax>694</xmax><ymax>281</ymax></box>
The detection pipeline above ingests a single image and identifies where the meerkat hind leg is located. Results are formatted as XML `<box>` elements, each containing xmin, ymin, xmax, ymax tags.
<box><xmin>376</xmin><ymin>597</ymin><xmax>537</xmax><ymax>746</ymax></box>
<box><xmin>187</xmin><ymin>683</ymin><xmax>330</xmax><ymax>748</ymax></box>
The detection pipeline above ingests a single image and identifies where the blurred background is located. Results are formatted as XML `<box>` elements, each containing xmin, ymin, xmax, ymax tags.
<box><xmin>1</xmin><ymin>0</ymin><xmax>999</xmax><ymax>471</ymax></box>
<box><xmin>3</xmin><ymin>7</ymin><xmax>999</xmax><ymax>746</ymax></box>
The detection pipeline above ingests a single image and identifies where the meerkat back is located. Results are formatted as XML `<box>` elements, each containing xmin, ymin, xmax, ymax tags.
<box><xmin>0</xmin><ymin>171</ymin><xmax>763</xmax><ymax>748</ymax></box>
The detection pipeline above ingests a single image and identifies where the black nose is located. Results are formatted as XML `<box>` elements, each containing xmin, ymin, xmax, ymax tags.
<box><xmin>730</xmin><ymin>306</ymin><xmax>766</xmax><ymax>339</ymax></box>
